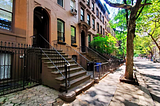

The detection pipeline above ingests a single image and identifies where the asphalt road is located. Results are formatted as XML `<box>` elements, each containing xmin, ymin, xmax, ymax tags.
<box><xmin>134</xmin><ymin>59</ymin><xmax>160</xmax><ymax>106</ymax></box>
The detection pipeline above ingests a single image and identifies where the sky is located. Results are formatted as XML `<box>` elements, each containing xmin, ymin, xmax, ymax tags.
<box><xmin>100</xmin><ymin>0</ymin><xmax>119</xmax><ymax>19</ymax></box>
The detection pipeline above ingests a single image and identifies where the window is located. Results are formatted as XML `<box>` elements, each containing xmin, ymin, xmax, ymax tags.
<box><xmin>0</xmin><ymin>0</ymin><xmax>13</xmax><ymax>30</ymax></box>
<box><xmin>57</xmin><ymin>19</ymin><xmax>65</xmax><ymax>42</ymax></box>
<box><xmin>57</xmin><ymin>0</ymin><xmax>63</xmax><ymax>7</ymax></box>
<box><xmin>96</xmin><ymin>8</ymin><xmax>99</xmax><ymax>17</ymax></box>
<box><xmin>103</xmin><ymin>28</ymin><xmax>105</xmax><ymax>35</ymax></box>
<box><xmin>72</xmin><ymin>55</ymin><xmax>77</xmax><ymax>62</ymax></box>
<box><xmin>0</xmin><ymin>53</ymin><xmax>11</xmax><ymax>79</ymax></box>
<box><xmin>88</xmin><ymin>34</ymin><xmax>91</xmax><ymax>47</ymax></box>
<box><xmin>100</xmin><ymin>26</ymin><xmax>102</xmax><ymax>34</ymax></box>
<box><xmin>81</xmin><ymin>8</ymin><xmax>84</xmax><ymax>21</ymax></box>
<box><xmin>102</xmin><ymin>16</ymin><xmax>104</xmax><ymax>23</ymax></box>
<box><xmin>71</xmin><ymin>26</ymin><xmax>76</xmax><ymax>44</ymax></box>
<box><xmin>105</xmin><ymin>22</ymin><xmax>107</xmax><ymax>29</ymax></box>
<box><xmin>97</xmin><ymin>23</ymin><xmax>99</xmax><ymax>33</ymax></box>
<box><xmin>87</xmin><ymin>14</ymin><xmax>90</xmax><ymax>25</ymax></box>
<box><xmin>100</xmin><ymin>13</ymin><xmax>101</xmax><ymax>20</ymax></box>
<box><xmin>92</xmin><ymin>18</ymin><xmax>95</xmax><ymax>29</ymax></box>
<box><xmin>70</xmin><ymin>0</ymin><xmax>75</xmax><ymax>9</ymax></box>
<box><xmin>87</xmin><ymin>0</ymin><xmax>90</xmax><ymax>6</ymax></box>
<box><xmin>92</xmin><ymin>2</ymin><xmax>94</xmax><ymax>12</ymax></box>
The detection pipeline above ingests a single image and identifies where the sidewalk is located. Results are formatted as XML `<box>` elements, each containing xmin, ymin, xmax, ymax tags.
<box><xmin>0</xmin><ymin>64</ymin><xmax>155</xmax><ymax>106</ymax></box>
<box><xmin>62</xmin><ymin>64</ymin><xmax>154</xmax><ymax>106</ymax></box>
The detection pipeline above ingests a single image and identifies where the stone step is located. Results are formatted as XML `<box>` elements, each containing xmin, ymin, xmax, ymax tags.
<box><xmin>55</xmin><ymin>71</ymin><xmax>86</xmax><ymax>81</ymax></box>
<box><xmin>44</xmin><ymin>60</ymin><xmax>75</xmax><ymax>66</ymax></box>
<box><xmin>42</xmin><ymin>51</ymin><xmax>64</xmax><ymax>54</ymax></box>
<box><xmin>42</xmin><ymin>54</ymin><xmax>68</xmax><ymax>58</ymax></box>
<box><xmin>52</xmin><ymin>67</ymin><xmax>83</xmax><ymax>75</ymax></box>
<box><xmin>60</xmin><ymin>75</ymin><xmax>90</xmax><ymax>90</ymax></box>
<box><xmin>42</xmin><ymin>49</ymin><xmax>63</xmax><ymax>52</ymax></box>
<box><xmin>42</xmin><ymin>57</ymin><xmax>72</xmax><ymax>61</ymax></box>
<box><xmin>48</xmin><ymin>64</ymin><xmax>78</xmax><ymax>70</ymax></box>
<box><xmin>59</xmin><ymin>79</ymin><xmax>94</xmax><ymax>102</ymax></box>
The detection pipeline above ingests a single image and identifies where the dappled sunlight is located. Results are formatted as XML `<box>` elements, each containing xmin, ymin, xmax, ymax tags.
<box><xmin>134</xmin><ymin>59</ymin><xmax>160</xmax><ymax>105</ymax></box>
<box><xmin>110</xmin><ymin>82</ymin><xmax>153</xmax><ymax>106</ymax></box>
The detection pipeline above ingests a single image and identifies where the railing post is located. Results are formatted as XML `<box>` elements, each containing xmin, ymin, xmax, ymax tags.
<box><xmin>93</xmin><ymin>64</ymin><xmax>95</xmax><ymax>79</ymax></box>
<box><xmin>65</xmin><ymin>64</ymin><xmax>68</xmax><ymax>93</ymax></box>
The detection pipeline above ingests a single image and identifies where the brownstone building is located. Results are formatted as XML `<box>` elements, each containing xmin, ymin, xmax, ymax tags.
<box><xmin>0</xmin><ymin>0</ymin><xmax>113</xmax><ymax>51</ymax></box>
<box><xmin>0</xmin><ymin>0</ymin><xmax>117</xmax><ymax>100</ymax></box>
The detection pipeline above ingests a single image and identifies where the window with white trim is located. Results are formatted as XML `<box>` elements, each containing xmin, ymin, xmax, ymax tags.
<box><xmin>70</xmin><ymin>0</ymin><xmax>75</xmax><ymax>9</ymax></box>
<box><xmin>0</xmin><ymin>0</ymin><xmax>13</xmax><ymax>30</ymax></box>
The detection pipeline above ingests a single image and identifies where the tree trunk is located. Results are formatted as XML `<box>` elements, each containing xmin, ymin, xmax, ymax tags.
<box><xmin>125</xmin><ymin>10</ymin><xmax>136</xmax><ymax>80</ymax></box>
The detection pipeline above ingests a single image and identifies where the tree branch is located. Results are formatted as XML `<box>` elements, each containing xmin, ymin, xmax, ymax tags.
<box><xmin>141</xmin><ymin>3</ymin><xmax>152</xmax><ymax>7</ymax></box>
<box><xmin>124</xmin><ymin>0</ymin><xmax>129</xmax><ymax>27</ymax></box>
<box><xmin>104</xmin><ymin>0</ymin><xmax>132</xmax><ymax>10</ymax></box>
<box><xmin>135</xmin><ymin>0</ymin><xmax>149</xmax><ymax>19</ymax></box>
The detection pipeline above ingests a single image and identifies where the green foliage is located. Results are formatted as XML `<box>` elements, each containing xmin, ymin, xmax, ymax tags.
<box><xmin>109</xmin><ymin>9</ymin><xmax>127</xmax><ymax>58</ymax></box>
<box><xmin>134</xmin><ymin>35</ymin><xmax>155</xmax><ymax>56</ymax></box>
<box><xmin>90</xmin><ymin>34</ymin><xmax>117</xmax><ymax>54</ymax></box>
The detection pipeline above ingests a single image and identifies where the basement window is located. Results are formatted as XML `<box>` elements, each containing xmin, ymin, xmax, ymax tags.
<box><xmin>0</xmin><ymin>53</ymin><xmax>11</xmax><ymax>79</ymax></box>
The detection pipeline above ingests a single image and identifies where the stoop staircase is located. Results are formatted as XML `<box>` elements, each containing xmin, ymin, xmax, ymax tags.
<box><xmin>81</xmin><ymin>46</ymin><xmax>108</xmax><ymax>63</ymax></box>
<box><xmin>41</xmin><ymin>49</ymin><xmax>92</xmax><ymax>92</ymax></box>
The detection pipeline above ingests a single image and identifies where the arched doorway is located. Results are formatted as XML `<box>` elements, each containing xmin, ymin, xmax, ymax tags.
<box><xmin>33</xmin><ymin>7</ymin><xmax>49</xmax><ymax>48</ymax></box>
<box><xmin>81</xmin><ymin>31</ymin><xmax>86</xmax><ymax>52</ymax></box>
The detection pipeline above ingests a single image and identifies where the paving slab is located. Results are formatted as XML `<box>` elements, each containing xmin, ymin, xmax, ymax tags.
<box><xmin>62</xmin><ymin>65</ymin><xmax>124</xmax><ymax>106</ymax></box>
<box><xmin>0</xmin><ymin>85</ymin><xmax>59</xmax><ymax>106</ymax></box>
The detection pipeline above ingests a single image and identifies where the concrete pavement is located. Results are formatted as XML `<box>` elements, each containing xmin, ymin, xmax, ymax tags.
<box><xmin>62</xmin><ymin>63</ymin><xmax>154</xmax><ymax>106</ymax></box>
<box><xmin>1</xmin><ymin>59</ymin><xmax>158</xmax><ymax>106</ymax></box>
<box><xmin>134</xmin><ymin>59</ymin><xmax>160</xmax><ymax>106</ymax></box>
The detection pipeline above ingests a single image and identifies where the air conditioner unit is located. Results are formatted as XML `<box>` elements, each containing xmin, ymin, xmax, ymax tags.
<box><xmin>71</xmin><ymin>9</ymin><xmax>77</xmax><ymax>15</ymax></box>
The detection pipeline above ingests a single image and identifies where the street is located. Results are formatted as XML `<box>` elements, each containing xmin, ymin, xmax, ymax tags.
<box><xmin>134</xmin><ymin>59</ymin><xmax>160</xmax><ymax>106</ymax></box>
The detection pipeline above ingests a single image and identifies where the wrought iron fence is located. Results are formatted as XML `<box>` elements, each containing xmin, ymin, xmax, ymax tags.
<box><xmin>93</xmin><ymin>59</ymin><xmax>124</xmax><ymax>80</ymax></box>
<box><xmin>0</xmin><ymin>41</ymin><xmax>41</xmax><ymax>96</ymax></box>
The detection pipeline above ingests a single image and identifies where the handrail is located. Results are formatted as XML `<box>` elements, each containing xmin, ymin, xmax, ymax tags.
<box><xmin>65</xmin><ymin>43</ymin><xmax>92</xmax><ymax>72</ymax></box>
<box><xmin>38</xmin><ymin>34</ymin><xmax>70</xmax><ymax>66</ymax></box>
<box><xmin>85</xmin><ymin>46</ymin><xmax>108</xmax><ymax>62</ymax></box>
<box><xmin>39</xmin><ymin>47</ymin><xmax>65</xmax><ymax>79</ymax></box>
<box><xmin>66</xmin><ymin>44</ymin><xmax>91</xmax><ymax>62</ymax></box>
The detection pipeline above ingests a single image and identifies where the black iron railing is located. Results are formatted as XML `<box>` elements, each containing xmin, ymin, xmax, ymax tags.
<box><xmin>81</xmin><ymin>46</ymin><xmax>108</xmax><ymax>62</ymax></box>
<box><xmin>0</xmin><ymin>41</ymin><xmax>41</xmax><ymax>96</ymax></box>
<box><xmin>53</xmin><ymin>40</ymin><xmax>91</xmax><ymax>72</ymax></box>
<box><xmin>39</xmin><ymin>34</ymin><xmax>70</xmax><ymax>92</ymax></box>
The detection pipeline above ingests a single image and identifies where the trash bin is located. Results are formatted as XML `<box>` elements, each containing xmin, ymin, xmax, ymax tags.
<box><xmin>87</xmin><ymin>62</ymin><xmax>94</xmax><ymax>71</ymax></box>
<box><xmin>95</xmin><ymin>62</ymin><xmax>102</xmax><ymax>72</ymax></box>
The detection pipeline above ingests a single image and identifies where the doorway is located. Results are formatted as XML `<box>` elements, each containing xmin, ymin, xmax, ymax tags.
<box><xmin>33</xmin><ymin>7</ymin><xmax>49</xmax><ymax>48</ymax></box>
<box><xmin>81</xmin><ymin>31</ymin><xmax>86</xmax><ymax>52</ymax></box>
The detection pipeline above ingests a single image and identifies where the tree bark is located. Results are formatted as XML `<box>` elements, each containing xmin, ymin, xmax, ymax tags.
<box><xmin>125</xmin><ymin>9</ymin><xmax>136</xmax><ymax>80</ymax></box>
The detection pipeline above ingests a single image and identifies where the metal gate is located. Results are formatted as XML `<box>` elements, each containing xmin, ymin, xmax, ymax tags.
<box><xmin>0</xmin><ymin>41</ymin><xmax>42</xmax><ymax>96</ymax></box>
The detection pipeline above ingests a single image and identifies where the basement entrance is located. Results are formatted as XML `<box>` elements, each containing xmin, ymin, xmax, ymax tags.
<box><xmin>33</xmin><ymin>7</ymin><xmax>49</xmax><ymax>48</ymax></box>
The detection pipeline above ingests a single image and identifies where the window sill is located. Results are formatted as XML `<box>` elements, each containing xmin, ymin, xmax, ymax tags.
<box><xmin>71</xmin><ymin>44</ymin><xmax>77</xmax><ymax>47</ymax></box>
<box><xmin>92</xmin><ymin>28</ymin><xmax>96</xmax><ymax>31</ymax></box>
<box><xmin>58</xmin><ymin>41</ymin><xmax>66</xmax><ymax>45</ymax></box>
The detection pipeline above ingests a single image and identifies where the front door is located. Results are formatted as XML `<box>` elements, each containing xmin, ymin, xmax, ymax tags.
<box><xmin>33</xmin><ymin>7</ymin><xmax>49</xmax><ymax>48</ymax></box>
<box><xmin>81</xmin><ymin>31</ymin><xmax>86</xmax><ymax>52</ymax></box>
